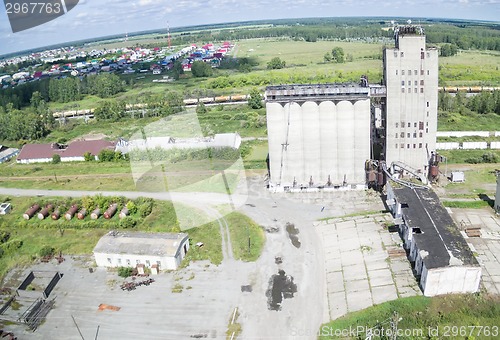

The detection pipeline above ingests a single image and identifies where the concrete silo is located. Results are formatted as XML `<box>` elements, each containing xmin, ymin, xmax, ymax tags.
<box><xmin>265</xmin><ymin>84</ymin><xmax>371</xmax><ymax>192</ymax></box>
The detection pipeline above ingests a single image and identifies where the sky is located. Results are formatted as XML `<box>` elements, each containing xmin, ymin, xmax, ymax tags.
<box><xmin>0</xmin><ymin>0</ymin><xmax>499</xmax><ymax>56</ymax></box>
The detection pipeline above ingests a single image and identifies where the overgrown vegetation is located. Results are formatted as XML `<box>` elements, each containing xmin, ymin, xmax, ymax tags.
<box><xmin>319</xmin><ymin>294</ymin><xmax>500</xmax><ymax>339</ymax></box>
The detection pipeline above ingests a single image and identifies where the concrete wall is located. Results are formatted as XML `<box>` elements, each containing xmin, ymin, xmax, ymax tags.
<box><xmin>462</xmin><ymin>142</ymin><xmax>488</xmax><ymax>150</ymax></box>
<box><xmin>436</xmin><ymin>142</ymin><xmax>460</xmax><ymax>150</ymax></box>
<box><xmin>266</xmin><ymin>99</ymin><xmax>370</xmax><ymax>190</ymax></box>
<box><xmin>384</xmin><ymin>33</ymin><xmax>438</xmax><ymax>172</ymax></box>
<box><xmin>437</xmin><ymin>131</ymin><xmax>490</xmax><ymax>137</ymax></box>
<box><xmin>421</xmin><ymin>266</ymin><xmax>482</xmax><ymax>296</ymax></box>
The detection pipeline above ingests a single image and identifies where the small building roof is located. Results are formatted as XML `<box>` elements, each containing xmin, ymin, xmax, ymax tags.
<box><xmin>93</xmin><ymin>231</ymin><xmax>189</xmax><ymax>258</ymax></box>
<box><xmin>392</xmin><ymin>186</ymin><xmax>479</xmax><ymax>269</ymax></box>
<box><xmin>17</xmin><ymin>140</ymin><xmax>115</xmax><ymax>161</ymax></box>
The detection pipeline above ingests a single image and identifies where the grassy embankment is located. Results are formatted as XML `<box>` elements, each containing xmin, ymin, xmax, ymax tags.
<box><xmin>319</xmin><ymin>294</ymin><xmax>500</xmax><ymax>339</ymax></box>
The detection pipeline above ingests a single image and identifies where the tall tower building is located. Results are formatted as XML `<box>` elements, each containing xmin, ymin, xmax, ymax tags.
<box><xmin>383</xmin><ymin>24</ymin><xmax>438</xmax><ymax>173</ymax></box>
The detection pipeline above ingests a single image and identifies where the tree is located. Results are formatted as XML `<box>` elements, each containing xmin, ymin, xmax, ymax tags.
<box><xmin>331</xmin><ymin>47</ymin><xmax>345</xmax><ymax>63</ymax></box>
<box><xmin>267</xmin><ymin>57</ymin><xmax>286</xmax><ymax>70</ymax></box>
<box><xmin>196</xmin><ymin>102</ymin><xmax>208</xmax><ymax>114</ymax></box>
<box><xmin>191</xmin><ymin>61</ymin><xmax>213</xmax><ymax>77</ymax></box>
<box><xmin>440</xmin><ymin>43</ymin><xmax>458</xmax><ymax>57</ymax></box>
<box><xmin>248</xmin><ymin>88</ymin><xmax>263</xmax><ymax>109</ymax></box>
<box><xmin>324</xmin><ymin>52</ymin><xmax>332</xmax><ymax>62</ymax></box>
<box><xmin>83</xmin><ymin>152</ymin><xmax>94</xmax><ymax>162</ymax></box>
<box><xmin>52</xmin><ymin>154</ymin><xmax>61</xmax><ymax>164</ymax></box>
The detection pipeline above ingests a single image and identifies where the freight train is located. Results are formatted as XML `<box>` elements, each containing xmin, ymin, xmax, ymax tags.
<box><xmin>52</xmin><ymin>94</ymin><xmax>250</xmax><ymax>118</ymax></box>
<box><xmin>439</xmin><ymin>86</ymin><xmax>500</xmax><ymax>93</ymax></box>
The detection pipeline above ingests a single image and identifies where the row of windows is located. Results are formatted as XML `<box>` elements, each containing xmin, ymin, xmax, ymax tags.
<box><xmin>396</xmin><ymin>69</ymin><xmax>430</xmax><ymax>76</ymax></box>
<box><xmin>107</xmin><ymin>257</ymin><xmax>160</xmax><ymax>267</ymax></box>
<box><xmin>395</xmin><ymin>121</ymin><xmax>429</xmax><ymax>129</ymax></box>
<box><xmin>395</xmin><ymin>143</ymin><xmax>426</xmax><ymax>149</ymax></box>
<box><xmin>402</xmin><ymin>80</ymin><xmax>425</xmax><ymax>86</ymax></box>
<box><xmin>394</xmin><ymin>51</ymin><xmax>430</xmax><ymax>58</ymax></box>
<box><xmin>395</xmin><ymin>129</ymin><xmax>430</xmax><ymax>138</ymax></box>
<box><xmin>402</xmin><ymin>87</ymin><xmax>425</xmax><ymax>93</ymax></box>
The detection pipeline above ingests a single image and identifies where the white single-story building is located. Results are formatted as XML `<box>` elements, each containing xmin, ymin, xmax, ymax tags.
<box><xmin>93</xmin><ymin>231</ymin><xmax>189</xmax><ymax>271</ymax></box>
<box><xmin>17</xmin><ymin>140</ymin><xmax>116</xmax><ymax>164</ymax></box>
<box><xmin>386</xmin><ymin>181</ymin><xmax>481</xmax><ymax>297</ymax></box>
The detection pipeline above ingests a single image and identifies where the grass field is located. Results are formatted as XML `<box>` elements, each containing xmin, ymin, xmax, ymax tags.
<box><xmin>439</xmin><ymin>50</ymin><xmax>500</xmax><ymax>86</ymax></box>
<box><xmin>319</xmin><ymin>294</ymin><xmax>500</xmax><ymax>339</ymax></box>
<box><xmin>438</xmin><ymin>112</ymin><xmax>500</xmax><ymax>131</ymax></box>
<box><xmin>224</xmin><ymin>211</ymin><xmax>265</xmax><ymax>262</ymax></box>
<box><xmin>0</xmin><ymin>194</ymin><xmax>265</xmax><ymax>279</ymax></box>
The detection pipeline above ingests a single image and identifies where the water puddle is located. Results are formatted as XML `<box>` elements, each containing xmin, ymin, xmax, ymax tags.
<box><xmin>266</xmin><ymin>270</ymin><xmax>297</xmax><ymax>311</ymax></box>
<box><xmin>285</xmin><ymin>222</ymin><xmax>301</xmax><ymax>248</ymax></box>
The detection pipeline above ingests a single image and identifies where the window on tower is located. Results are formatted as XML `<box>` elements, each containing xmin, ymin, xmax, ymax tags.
<box><xmin>421</xmin><ymin>69</ymin><xmax>424</xmax><ymax>76</ymax></box>
<box><xmin>401</xmin><ymin>52</ymin><xmax>405</xmax><ymax>57</ymax></box>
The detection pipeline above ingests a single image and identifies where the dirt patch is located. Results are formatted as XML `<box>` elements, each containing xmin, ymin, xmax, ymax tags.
<box><xmin>285</xmin><ymin>223</ymin><xmax>301</xmax><ymax>248</ymax></box>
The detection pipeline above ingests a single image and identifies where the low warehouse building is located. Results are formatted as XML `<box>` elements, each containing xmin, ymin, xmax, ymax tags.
<box><xmin>386</xmin><ymin>182</ymin><xmax>481</xmax><ymax>296</ymax></box>
<box><xmin>93</xmin><ymin>231</ymin><xmax>189</xmax><ymax>271</ymax></box>
<box><xmin>17</xmin><ymin>140</ymin><xmax>115</xmax><ymax>164</ymax></box>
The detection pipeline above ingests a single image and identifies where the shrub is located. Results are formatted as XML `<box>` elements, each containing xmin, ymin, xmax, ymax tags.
<box><xmin>120</xmin><ymin>216</ymin><xmax>137</xmax><ymax>229</ymax></box>
<box><xmin>39</xmin><ymin>245</ymin><xmax>55</xmax><ymax>257</ymax></box>
<box><xmin>138</xmin><ymin>201</ymin><xmax>154</xmax><ymax>218</ymax></box>
<box><xmin>83</xmin><ymin>152</ymin><xmax>94</xmax><ymax>162</ymax></box>
<box><xmin>0</xmin><ymin>239</ymin><xmax>23</xmax><ymax>255</ymax></box>
<box><xmin>52</xmin><ymin>154</ymin><xmax>61</xmax><ymax>164</ymax></box>
<box><xmin>117</xmin><ymin>266</ymin><xmax>133</xmax><ymax>278</ymax></box>
<box><xmin>0</xmin><ymin>230</ymin><xmax>10</xmax><ymax>244</ymax></box>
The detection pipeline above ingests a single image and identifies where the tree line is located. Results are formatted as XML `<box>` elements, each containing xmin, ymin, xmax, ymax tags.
<box><xmin>0</xmin><ymin>73</ymin><xmax>125</xmax><ymax>110</ymax></box>
<box><xmin>438</xmin><ymin>91</ymin><xmax>500</xmax><ymax>115</ymax></box>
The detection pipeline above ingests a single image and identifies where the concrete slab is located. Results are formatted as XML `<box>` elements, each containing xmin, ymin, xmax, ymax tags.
<box><xmin>389</xmin><ymin>259</ymin><xmax>412</xmax><ymax>273</ymax></box>
<box><xmin>345</xmin><ymin>279</ymin><xmax>370</xmax><ymax>294</ymax></box>
<box><xmin>326</xmin><ymin>271</ymin><xmax>345</xmax><ymax>293</ymax></box>
<box><xmin>368</xmin><ymin>269</ymin><xmax>394</xmax><ymax>287</ymax></box>
<box><xmin>346</xmin><ymin>289</ymin><xmax>372</xmax><ymax>312</ymax></box>
<box><xmin>371</xmin><ymin>285</ymin><xmax>398</xmax><ymax>305</ymax></box>
<box><xmin>343</xmin><ymin>265</ymin><xmax>368</xmax><ymax>282</ymax></box>
<box><xmin>328</xmin><ymin>292</ymin><xmax>348</xmax><ymax>320</ymax></box>
<box><xmin>397</xmin><ymin>285</ymin><xmax>421</xmax><ymax>298</ymax></box>
<box><xmin>341</xmin><ymin>251</ymin><xmax>364</xmax><ymax>266</ymax></box>
<box><xmin>325</xmin><ymin>258</ymin><xmax>342</xmax><ymax>272</ymax></box>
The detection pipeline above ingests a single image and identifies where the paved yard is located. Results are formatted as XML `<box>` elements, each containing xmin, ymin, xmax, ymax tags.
<box><xmin>449</xmin><ymin>208</ymin><xmax>500</xmax><ymax>295</ymax></box>
<box><xmin>316</xmin><ymin>213</ymin><xmax>421</xmax><ymax>320</ymax></box>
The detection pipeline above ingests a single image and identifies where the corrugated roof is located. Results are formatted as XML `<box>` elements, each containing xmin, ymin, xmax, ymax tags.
<box><xmin>93</xmin><ymin>231</ymin><xmax>189</xmax><ymax>257</ymax></box>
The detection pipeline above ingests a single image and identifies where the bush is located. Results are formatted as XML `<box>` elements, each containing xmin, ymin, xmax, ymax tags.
<box><xmin>267</xmin><ymin>57</ymin><xmax>286</xmax><ymax>70</ymax></box>
<box><xmin>138</xmin><ymin>201</ymin><xmax>154</xmax><ymax>218</ymax></box>
<box><xmin>83</xmin><ymin>152</ymin><xmax>94</xmax><ymax>162</ymax></box>
<box><xmin>120</xmin><ymin>216</ymin><xmax>137</xmax><ymax>229</ymax></box>
<box><xmin>117</xmin><ymin>266</ymin><xmax>133</xmax><ymax>278</ymax></box>
<box><xmin>39</xmin><ymin>245</ymin><xmax>55</xmax><ymax>257</ymax></box>
<box><xmin>52</xmin><ymin>154</ymin><xmax>61</xmax><ymax>164</ymax></box>
<box><xmin>0</xmin><ymin>239</ymin><xmax>23</xmax><ymax>255</ymax></box>
<box><xmin>0</xmin><ymin>230</ymin><xmax>10</xmax><ymax>244</ymax></box>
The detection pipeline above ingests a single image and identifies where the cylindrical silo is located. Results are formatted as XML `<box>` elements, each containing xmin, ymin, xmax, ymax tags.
<box><xmin>319</xmin><ymin>101</ymin><xmax>337</xmax><ymax>184</ymax></box>
<box><xmin>301</xmin><ymin>101</ymin><xmax>321</xmax><ymax>186</ymax></box>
